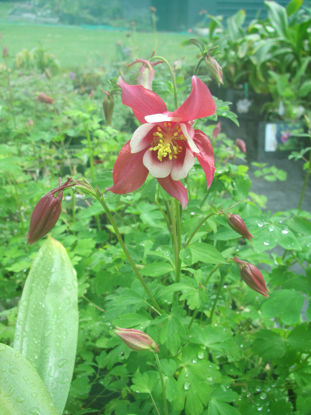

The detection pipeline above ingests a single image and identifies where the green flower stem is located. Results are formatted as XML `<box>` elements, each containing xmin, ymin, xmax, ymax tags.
<box><xmin>151</xmin><ymin>55</ymin><xmax>178</xmax><ymax>107</ymax></box>
<box><xmin>188</xmin><ymin>264</ymin><xmax>220</xmax><ymax>330</ymax></box>
<box><xmin>149</xmin><ymin>393</ymin><xmax>161</xmax><ymax>415</ymax></box>
<box><xmin>154</xmin><ymin>353</ymin><xmax>169</xmax><ymax>415</ymax></box>
<box><xmin>184</xmin><ymin>212</ymin><xmax>215</xmax><ymax>248</ymax></box>
<box><xmin>208</xmin><ymin>272</ymin><xmax>225</xmax><ymax>324</ymax></box>
<box><xmin>82</xmin><ymin>295</ymin><xmax>105</xmax><ymax>313</ymax></box>
<box><xmin>298</xmin><ymin>153</ymin><xmax>311</xmax><ymax>209</ymax></box>
<box><xmin>175</xmin><ymin>200</ymin><xmax>182</xmax><ymax>281</ymax></box>
<box><xmin>194</xmin><ymin>56</ymin><xmax>205</xmax><ymax>76</ymax></box>
<box><xmin>169</xmin><ymin>199</ymin><xmax>181</xmax><ymax>283</ymax></box>
<box><xmin>97</xmin><ymin>193</ymin><xmax>161</xmax><ymax>315</ymax></box>
<box><xmin>155</xmin><ymin>187</ymin><xmax>171</xmax><ymax>231</ymax></box>
<box><xmin>85</xmin><ymin>125</ymin><xmax>101</xmax><ymax>231</ymax></box>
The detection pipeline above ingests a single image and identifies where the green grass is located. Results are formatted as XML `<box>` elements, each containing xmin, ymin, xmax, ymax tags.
<box><xmin>0</xmin><ymin>2</ymin><xmax>12</xmax><ymax>19</ymax></box>
<box><xmin>0</xmin><ymin>22</ymin><xmax>195</xmax><ymax>69</ymax></box>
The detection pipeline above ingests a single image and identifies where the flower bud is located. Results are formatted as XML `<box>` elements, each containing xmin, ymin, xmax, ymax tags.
<box><xmin>212</xmin><ymin>122</ymin><xmax>221</xmax><ymax>139</ymax></box>
<box><xmin>235</xmin><ymin>138</ymin><xmax>246</xmax><ymax>153</ymax></box>
<box><xmin>103</xmin><ymin>92</ymin><xmax>114</xmax><ymax>125</ymax></box>
<box><xmin>232</xmin><ymin>257</ymin><xmax>269</xmax><ymax>298</ymax></box>
<box><xmin>37</xmin><ymin>93</ymin><xmax>54</xmax><ymax>104</ymax></box>
<box><xmin>3</xmin><ymin>46</ymin><xmax>8</xmax><ymax>58</ymax></box>
<box><xmin>227</xmin><ymin>214</ymin><xmax>253</xmax><ymax>240</ymax></box>
<box><xmin>115</xmin><ymin>327</ymin><xmax>159</xmax><ymax>352</ymax></box>
<box><xmin>128</xmin><ymin>57</ymin><xmax>162</xmax><ymax>90</ymax></box>
<box><xmin>204</xmin><ymin>55</ymin><xmax>223</xmax><ymax>85</ymax></box>
<box><xmin>27</xmin><ymin>178</ymin><xmax>74</xmax><ymax>245</ymax></box>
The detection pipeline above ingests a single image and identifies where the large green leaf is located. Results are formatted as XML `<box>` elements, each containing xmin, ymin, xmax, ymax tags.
<box><xmin>286</xmin><ymin>0</ymin><xmax>303</xmax><ymax>16</ymax></box>
<box><xmin>188</xmin><ymin>242</ymin><xmax>226</xmax><ymax>265</ymax></box>
<box><xmin>0</xmin><ymin>343</ymin><xmax>59</xmax><ymax>415</ymax></box>
<box><xmin>265</xmin><ymin>1</ymin><xmax>289</xmax><ymax>39</ymax></box>
<box><xmin>13</xmin><ymin>237</ymin><xmax>78</xmax><ymax>414</ymax></box>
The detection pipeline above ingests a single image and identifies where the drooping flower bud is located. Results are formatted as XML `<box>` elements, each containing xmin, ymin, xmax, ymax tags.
<box><xmin>227</xmin><ymin>214</ymin><xmax>253</xmax><ymax>240</ymax></box>
<box><xmin>204</xmin><ymin>55</ymin><xmax>223</xmax><ymax>85</ymax></box>
<box><xmin>128</xmin><ymin>55</ymin><xmax>162</xmax><ymax>90</ymax></box>
<box><xmin>3</xmin><ymin>46</ymin><xmax>8</xmax><ymax>58</ymax></box>
<box><xmin>115</xmin><ymin>327</ymin><xmax>159</xmax><ymax>352</ymax></box>
<box><xmin>212</xmin><ymin>122</ymin><xmax>221</xmax><ymax>139</ymax></box>
<box><xmin>232</xmin><ymin>257</ymin><xmax>269</xmax><ymax>298</ymax></box>
<box><xmin>103</xmin><ymin>92</ymin><xmax>114</xmax><ymax>125</ymax></box>
<box><xmin>235</xmin><ymin>138</ymin><xmax>246</xmax><ymax>153</ymax></box>
<box><xmin>37</xmin><ymin>93</ymin><xmax>54</xmax><ymax>104</ymax></box>
<box><xmin>27</xmin><ymin>178</ymin><xmax>74</xmax><ymax>245</ymax></box>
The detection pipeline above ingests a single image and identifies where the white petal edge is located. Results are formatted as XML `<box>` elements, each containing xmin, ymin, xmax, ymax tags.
<box><xmin>145</xmin><ymin>113</ymin><xmax>181</xmax><ymax>123</ymax></box>
<box><xmin>171</xmin><ymin>149</ymin><xmax>195</xmax><ymax>180</ymax></box>
<box><xmin>180</xmin><ymin>123</ymin><xmax>199</xmax><ymax>153</ymax></box>
<box><xmin>143</xmin><ymin>150</ymin><xmax>172</xmax><ymax>178</ymax></box>
<box><xmin>130</xmin><ymin>123</ymin><xmax>154</xmax><ymax>153</ymax></box>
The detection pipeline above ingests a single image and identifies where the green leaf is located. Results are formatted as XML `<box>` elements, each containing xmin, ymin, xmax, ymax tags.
<box><xmin>286</xmin><ymin>0</ymin><xmax>303</xmax><ymax>16</ymax></box>
<box><xmin>13</xmin><ymin>238</ymin><xmax>79</xmax><ymax>414</ymax></box>
<box><xmin>131</xmin><ymin>370</ymin><xmax>158</xmax><ymax>394</ymax></box>
<box><xmin>188</xmin><ymin>243</ymin><xmax>226</xmax><ymax>265</ymax></box>
<box><xmin>159</xmin><ymin>312</ymin><xmax>185</xmax><ymax>355</ymax></box>
<box><xmin>0</xmin><ymin>343</ymin><xmax>59</xmax><ymax>415</ymax></box>
<box><xmin>252</xmin><ymin>329</ymin><xmax>286</xmax><ymax>360</ymax></box>
<box><xmin>265</xmin><ymin>1</ymin><xmax>289</xmax><ymax>39</ymax></box>
<box><xmin>208</xmin><ymin>389</ymin><xmax>240</xmax><ymax>415</ymax></box>
<box><xmin>287</xmin><ymin>324</ymin><xmax>311</xmax><ymax>353</ymax></box>
<box><xmin>261</xmin><ymin>289</ymin><xmax>304</xmax><ymax>325</ymax></box>
<box><xmin>140</xmin><ymin>262</ymin><xmax>173</xmax><ymax>277</ymax></box>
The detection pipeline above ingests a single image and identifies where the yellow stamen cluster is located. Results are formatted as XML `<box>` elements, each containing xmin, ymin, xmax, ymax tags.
<box><xmin>150</xmin><ymin>123</ymin><xmax>184</xmax><ymax>161</ymax></box>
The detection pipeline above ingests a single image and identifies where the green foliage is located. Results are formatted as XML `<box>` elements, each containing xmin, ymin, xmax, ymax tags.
<box><xmin>13</xmin><ymin>238</ymin><xmax>78</xmax><ymax>414</ymax></box>
<box><xmin>0</xmin><ymin>41</ymin><xmax>311</xmax><ymax>415</ymax></box>
<box><xmin>0</xmin><ymin>343</ymin><xmax>59</xmax><ymax>415</ymax></box>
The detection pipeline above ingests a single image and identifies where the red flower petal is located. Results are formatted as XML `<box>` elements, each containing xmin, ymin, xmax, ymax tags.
<box><xmin>193</xmin><ymin>129</ymin><xmax>215</xmax><ymax>188</ymax></box>
<box><xmin>157</xmin><ymin>176</ymin><xmax>188</xmax><ymax>208</ymax></box>
<box><xmin>117</xmin><ymin>77</ymin><xmax>167</xmax><ymax>124</ymax></box>
<box><xmin>107</xmin><ymin>141</ymin><xmax>148</xmax><ymax>194</ymax></box>
<box><xmin>169</xmin><ymin>76</ymin><xmax>216</xmax><ymax>122</ymax></box>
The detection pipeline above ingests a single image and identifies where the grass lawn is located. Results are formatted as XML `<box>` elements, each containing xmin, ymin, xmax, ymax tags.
<box><xmin>0</xmin><ymin>21</ymin><xmax>196</xmax><ymax>69</ymax></box>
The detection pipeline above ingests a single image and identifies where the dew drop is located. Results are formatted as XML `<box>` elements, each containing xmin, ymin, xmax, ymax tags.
<box><xmin>184</xmin><ymin>382</ymin><xmax>191</xmax><ymax>390</ymax></box>
<box><xmin>257</xmin><ymin>223</ymin><xmax>264</xmax><ymax>228</ymax></box>
<box><xmin>198</xmin><ymin>352</ymin><xmax>204</xmax><ymax>359</ymax></box>
<box><xmin>192</xmin><ymin>359</ymin><xmax>197</xmax><ymax>364</ymax></box>
<box><xmin>263</xmin><ymin>241</ymin><xmax>270</xmax><ymax>246</ymax></box>
<box><xmin>281</xmin><ymin>229</ymin><xmax>289</xmax><ymax>234</ymax></box>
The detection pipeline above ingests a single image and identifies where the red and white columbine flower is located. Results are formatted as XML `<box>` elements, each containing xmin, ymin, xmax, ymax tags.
<box><xmin>107</xmin><ymin>76</ymin><xmax>216</xmax><ymax>208</ymax></box>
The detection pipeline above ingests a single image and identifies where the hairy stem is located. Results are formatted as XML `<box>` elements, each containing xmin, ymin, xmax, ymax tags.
<box><xmin>98</xmin><ymin>193</ymin><xmax>161</xmax><ymax>314</ymax></box>
<box><xmin>154</xmin><ymin>353</ymin><xmax>169</xmax><ymax>415</ymax></box>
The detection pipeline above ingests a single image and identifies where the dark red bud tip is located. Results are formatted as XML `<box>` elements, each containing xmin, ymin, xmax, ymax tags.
<box><xmin>228</xmin><ymin>214</ymin><xmax>253</xmax><ymax>240</ymax></box>
<box><xmin>232</xmin><ymin>256</ymin><xmax>269</xmax><ymax>298</ymax></box>
<box><xmin>27</xmin><ymin>178</ymin><xmax>75</xmax><ymax>244</ymax></box>
<box><xmin>27</xmin><ymin>193</ymin><xmax>62</xmax><ymax>245</ymax></box>
<box><xmin>115</xmin><ymin>327</ymin><xmax>159</xmax><ymax>353</ymax></box>
<box><xmin>236</xmin><ymin>138</ymin><xmax>247</xmax><ymax>153</ymax></box>
<box><xmin>37</xmin><ymin>93</ymin><xmax>54</xmax><ymax>104</ymax></box>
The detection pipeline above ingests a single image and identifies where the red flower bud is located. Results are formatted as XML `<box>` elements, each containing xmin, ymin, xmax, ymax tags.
<box><xmin>115</xmin><ymin>327</ymin><xmax>159</xmax><ymax>352</ymax></box>
<box><xmin>212</xmin><ymin>122</ymin><xmax>221</xmax><ymax>139</ymax></box>
<box><xmin>236</xmin><ymin>138</ymin><xmax>246</xmax><ymax>153</ymax></box>
<box><xmin>3</xmin><ymin>46</ymin><xmax>8</xmax><ymax>57</ymax></box>
<box><xmin>232</xmin><ymin>257</ymin><xmax>269</xmax><ymax>298</ymax></box>
<box><xmin>37</xmin><ymin>93</ymin><xmax>54</xmax><ymax>104</ymax></box>
<box><xmin>227</xmin><ymin>214</ymin><xmax>253</xmax><ymax>240</ymax></box>
<box><xmin>27</xmin><ymin>178</ymin><xmax>74</xmax><ymax>244</ymax></box>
